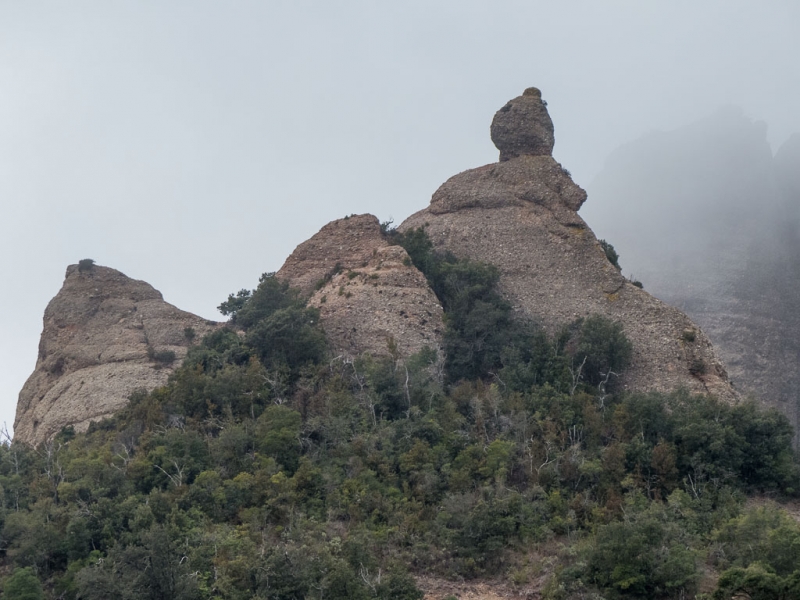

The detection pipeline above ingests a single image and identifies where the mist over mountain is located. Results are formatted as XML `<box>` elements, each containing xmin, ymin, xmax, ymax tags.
<box><xmin>584</xmin><ymin>110</ymin><xmax>800</xmax><ymax>435</ymax></box>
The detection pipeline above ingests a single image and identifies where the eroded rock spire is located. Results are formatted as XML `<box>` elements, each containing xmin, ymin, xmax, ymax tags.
<box><xmin>490</xmin><ymin>87</ymin><xmax>555</xmax><ymax>160</ymax></box>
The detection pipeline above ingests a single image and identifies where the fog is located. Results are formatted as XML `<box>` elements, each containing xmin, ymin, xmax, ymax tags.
<box><xmin>584</xmin><ymin>110</ymin><xmax>800</xmax><ymax>435</ymax></box>
<box><xmin>2</xmin><ymin>1</ymin><xmax>800</xmax><ymax>435</ymax></box>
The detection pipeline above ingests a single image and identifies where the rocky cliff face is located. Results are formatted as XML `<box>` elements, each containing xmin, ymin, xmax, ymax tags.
<box><xmin>400</xmin><ymin>88</ymin><xmax>736</xmax><ymax>400</ymax></box>
<box><xmin>14</xmin><ymin>264</ymin><xmax>218</xmax><ymax>446</ymax></box>
<box><xmin>277</xmin><ymin>214</ymin><xmax>444</xmax><ymax>358</ymax></box>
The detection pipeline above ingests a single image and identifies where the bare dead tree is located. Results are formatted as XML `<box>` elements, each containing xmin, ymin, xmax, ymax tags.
<box><xmin>596</xmin><ymin>369</ymin><xmax>618</xmax><ymax>411</ymax></box>
<box><xmin>402</xmin><ymin>363</ymin><xmax>411</xmax><ymax>418</ymax></box>
<box><xmin>569</xmin><ymin>356</ymin><xmax>587</xmax><ymax>396</ymax></box>
<box><xmin>154</xmin><ymin>460</ymin><xmax>186</xmax><ymax>487</ymax></box>
<box><xmin>359</xmin><ymin>565</ymin><xmax>381</xmax><ymax>594</ymax></box>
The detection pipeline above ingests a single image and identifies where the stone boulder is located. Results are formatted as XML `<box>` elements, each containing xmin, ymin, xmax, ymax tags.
<box><xmin>14</xmin><ymin>264</ymin><xmax>218</xmax><ymax>446</ymax></box>
<box><xmin>490</xmin><ymin>87</ymin><xmax>555</xmax><ymax>161</ymax></box>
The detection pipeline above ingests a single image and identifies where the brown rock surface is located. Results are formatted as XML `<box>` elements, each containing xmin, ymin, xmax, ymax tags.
<box><xmin>276</xmin><ymin>214</ymin><xmax>390</xmax><ymax>298</ymax></box>
<box><xmin>14</xmin><ymin>264</ymin><xmax>218</xmax><ymax>446</ymax></box>
<box><xmin>279</xmin><ymin>214</ymin><xmax>445</xmax><ymax>358</ymax></box>
<box><xmin>308</xmin><ymin>245</ymin><xmax>444</xmax><ymax>358</ymax></box>
<box><xmin>400</xmin><ymin>89</ymin><xmax>736</xmax><ymax>401</ymax></box>
<box><xmin>490</xmin><ymin>87</ymin><xmax>555</xmax><ymax>161</ymax></box>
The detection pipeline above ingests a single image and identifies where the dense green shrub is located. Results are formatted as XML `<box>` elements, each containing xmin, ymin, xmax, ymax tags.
<box><xmin>77</xmin><ymin>258</ymin><xmax>95</xmax><ymax>273</ymax></box>
<box><xmin>147</xmin><ymin>347</ymin><xmax>176</xmax><ymax>366</ymax></box>
<box><xmin>586</xmin><ymin>506</ymin><xmax>699</xmax><ymax>598</ymax></box>
<box><xmin>568</xmin><ymin>315</ymin><xmax>633</xmax><ymax>388</ymax></box>
<box><xmin>713</xmin><ymin>563</ymin><xmax>800</xmax><ymax>600</ymax></box>
<box><xmin>599</xmin><ymin>239</ymin><xmax>620</xmax><ymax>269</ymax></box>
<box><xmin>3</xmin><ymin>567</ymin><xmax>44</xmax><ymax>600</ymax></box>
<box><xmin>393</xmin><ymin>227</ymin><xmax>518</xmax><ymax>382</ymax></box>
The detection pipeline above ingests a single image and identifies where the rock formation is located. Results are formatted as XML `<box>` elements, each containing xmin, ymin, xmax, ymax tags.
<box><xmin>490</xmin><ymin>87</ymin><xmax>555</xmax><ymax>161</ymax></box>
<box><xmin>277</xmin><ymin>214</ymin><xmax>444</xmax><ymax>358</ymax></box>
<box><xmin>15</xmin><ymin>89</ymin><xmax>743</xmax><ymax>445</ymax></box>
<box><xmin>14</xmin><ymin>264</ymin><xmax>218</xmax><ymax>446</ymax></box>
<box><xmin>400</xmin><ymin>88</ymin><xmax>736</xmax><ymax>400</ymax></box>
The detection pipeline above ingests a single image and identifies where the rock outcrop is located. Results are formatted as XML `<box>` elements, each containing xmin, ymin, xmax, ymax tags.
<box><xmin>400</xmin><ymin>88</ymin><xmax>736</xmax><ymax>400</ymax></box>
<box><xmin>277</xmin><ymin>214</ymin><xmax>444</xmax><ymax>358</ymax></box>
<box><xmin>14</xmin><ymin>264</ymin><xmax>218</xmax><ymax>446</ymax></box>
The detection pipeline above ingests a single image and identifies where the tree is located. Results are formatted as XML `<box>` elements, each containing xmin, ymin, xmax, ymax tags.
<box><xmin>599</xmin><ymin>240</ymin><xmax>620</xmax><ymax>269</ymax></box>
<box><xmin>3</xmin><ymin>567</ymin><xmax>44</xmax><ymax>600</ymax></box>
<box><xmin>569</xmin><ymin>315</ymin><xmax>633</xmax><ymax>387</ymax></box>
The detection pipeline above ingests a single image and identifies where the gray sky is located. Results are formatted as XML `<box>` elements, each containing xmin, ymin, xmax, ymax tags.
<box><xmin>2</xmin><ymin>1</ymin><xmax>799</xmax><ymax>435</ymax></box>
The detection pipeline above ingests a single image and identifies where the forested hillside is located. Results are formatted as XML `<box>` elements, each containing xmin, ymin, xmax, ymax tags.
<box><xmin>2</xmin><ymin>232</ymin><xmax>799</xmax><ymax>600</ymax></box>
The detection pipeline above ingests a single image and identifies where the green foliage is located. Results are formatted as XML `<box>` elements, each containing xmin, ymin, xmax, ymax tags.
<box><xmin>222</xmin><ymin>273</ymin><xmax>303</xmax><ymax>329</ymax></box>
<box><xmin>217</xmin><ymin>289</ymin><xmax>251</xmax><ymax>318</ymax></box>
<box><xmin>566</xmin><ymin>315</ymin><xmax>633</xmax><ymax>388</ymax></box>
<box><xmin>585</xmin><ymin>499</ymin><xmax>699</xmax><ymax>598</ymax></box>
<box><xmin>3</xmin><ymin>567</ymin><xmax>44</xmax><ymax>600</ymax></box>
<box><xmin>713</xmin><ymin>563</ymin><xmax>800</xmax><ymax>600</ymax></box>
<box><xmin>394</xmin><ymin>227</ymin><xmax>560</xmax><ymax>384</ymax></box>
<box><xmin>599</xmin><ymin>240</ymin><xmax>620</xmax><ymax>269</ymax></box>
<box><xmin>246</xmin><ymin>305</ymin><xmax>326</xmax><ymax>371</ymax></box>
<box><xmin>712</xmin><ymin>505</ymin><xmax>800</xmax><ymax>578</ymax></box>
<box><xmin>147</xmin><ymin>346</ymin><xmax>176</xmax><ymax>366</ymax></box>
<box><xmin>77</xmin><ymin>258</ymin><xmax>95</xmax><ymax>273</ymax></box>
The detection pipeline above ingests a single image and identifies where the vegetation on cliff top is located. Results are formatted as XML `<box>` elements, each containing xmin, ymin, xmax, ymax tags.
<box><xmin>1</xmin><ymin>234</ymin><xmax>798</xmax><ymax>599</ymax></box>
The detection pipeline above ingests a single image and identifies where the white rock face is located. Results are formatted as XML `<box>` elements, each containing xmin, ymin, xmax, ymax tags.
<box><xmin>14</xmin><ymin>264</ymin><xmax>218</xmax><ymax>446</ymax></box>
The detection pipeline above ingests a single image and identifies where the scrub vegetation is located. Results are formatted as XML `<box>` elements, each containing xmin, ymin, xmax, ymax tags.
<box><xmin>1</xmin><ymin>231</ymin><xmax>798</xmax><ymax>599</ymax></box>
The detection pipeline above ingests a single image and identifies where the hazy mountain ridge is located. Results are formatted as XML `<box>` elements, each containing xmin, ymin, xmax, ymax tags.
<box><xmin>584</xmin><ymin>109</ymin><xmax>800</xmax><ymax>436</ymax></box>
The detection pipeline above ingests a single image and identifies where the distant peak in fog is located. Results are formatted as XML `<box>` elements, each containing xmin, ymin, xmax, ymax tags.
<box><xmin>599</xmin><ymin>107</ymin><xmax>773</xmax><ymax>177</ymax></box>
<box><xmin>581</xmin><ymin>108</ymin><xmax>800</xmax><ymax>439</ymax></box>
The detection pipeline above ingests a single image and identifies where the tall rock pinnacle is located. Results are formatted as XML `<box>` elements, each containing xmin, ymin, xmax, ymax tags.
<box><xmin>276</xmin><ymin>214</ymin><xmax>444</xmax><ymax>358</ymax></box>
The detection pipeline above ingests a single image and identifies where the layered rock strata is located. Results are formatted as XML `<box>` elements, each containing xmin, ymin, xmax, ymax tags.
<box><xmin>400</xmin><ymin>87</ymin><xmax>736</xmax><ymax>400</ymax></box>
<box><xmin>277</xmin><ymin>214</ymin><xmax>445</xmax><ymax>358</ymax></box>
<box><xmin>14</xmin><ymin>265</ymin><xmax>218</xmax><ymax>446</ymax></box>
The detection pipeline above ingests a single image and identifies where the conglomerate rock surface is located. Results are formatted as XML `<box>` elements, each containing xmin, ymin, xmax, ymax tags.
<box><xmin>14</xmin><ymin>265</ymin><xmax>218</xmax><ymax>446</ymax></box>
<box><xmin>400</xmin><ymin>89</ymin><xmax>737</xmax><ymax>401</ymax></box>
<box><xmin>490</xmin><ymin>87</ymin><xmax>555</xmax><ymax>161</ymax></box>
<box><xmin>277</xmin><ymin>214</ymin><xmax>445</xmax><ymax>358</ymax></box>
